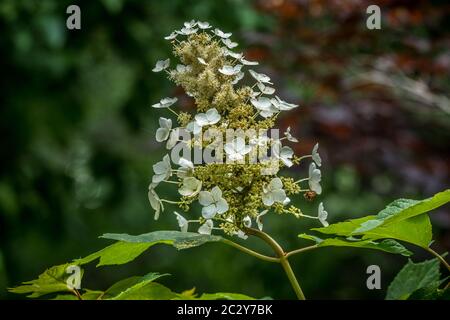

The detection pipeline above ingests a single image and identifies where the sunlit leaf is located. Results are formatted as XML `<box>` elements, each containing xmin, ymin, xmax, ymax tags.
<box><xmin>108</xmin><ymin>272</ymin><xmax>170</xmax><ymax>300</ymax></box>
<box><xmin>101</xmin><ymin>230</ymin><xmax>223</xmax><ymax>250</ymax></box>
<box><xmin>8</xmin><ymin>264</ymin><xmax>81</xmax><ymax>298</ymax></box>
<box><xmin>299</xmin><ymin>234</ymin><xmax>412</xmax><ymax>256</ymax></box>
<box><xmin>75</xmin><ymin>241</ymin><xmax>153</xmax><ymax>266</ymax></box>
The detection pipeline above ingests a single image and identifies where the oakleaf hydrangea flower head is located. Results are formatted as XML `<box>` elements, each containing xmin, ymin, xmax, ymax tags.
<box><xmin>174</xmin><ymin>211</ymin><xmax>189</xmax><ymax>232</ymax></box>
<box><xmin>152</xmin><ymin>59</ymin><xmax>170</xmax><ymax>72</ymax></box>
<box><xmin>317</xmin><ymin>202</ymin><xmax>329</xmax><ymax>227</ymax></box>
<box><xmin>262</xmin><ymin>178</ymin><xmax>287</xmax><ymax>206</ymax></box>
<box><xmin>199</xmin><ymin>186</ymin><xmax>229</xmax><ymax>219</ymax></box>
<box><xmin>147</xmin><ymin>21</ymin><xmax>325</xmax><ymax>235</ymax></box>
<box><xmin>156</xmin><ymin>117</ymin><xmax>172</xmax><ymax>142</ymax></box>
<box><xmin>308</xmin><ymin>163</ymin><xmax>322</xmax><ymax>195</ymax></box>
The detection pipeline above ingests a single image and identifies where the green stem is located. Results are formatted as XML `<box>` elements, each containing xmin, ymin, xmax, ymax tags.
<box><xmin>221</xmin><ymin>239</ymin><xmax>279</xmax><ymax>263</ymax></box>
<box><xmin>244</xmin><ymin>228</ymin><xmax>306</xmax><ymax>300</ymax></box>
<box><xmin>285</xmin><ymin>245</ymin><xmax>318</xmax><ymax>259</ymax></box>
<box><xmin>424</xmin><ymin>247</ymin><xmax>450</xmax><ymax>290</ymax></box>
<box><xmin>425</xmin><ymin>247</ymin><xmax>450</xmax><ymax>272</ymax></box>
<box><xmin>167</xmin><ymin>107</ymin><xmax>179</xmax><ymax>117</ymax></box>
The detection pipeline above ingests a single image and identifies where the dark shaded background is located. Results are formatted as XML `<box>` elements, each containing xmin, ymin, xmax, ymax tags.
<box><xmin>0</xmin><ymin>0</ymin><xmax>449</xmax><ymax>299</ymax></box>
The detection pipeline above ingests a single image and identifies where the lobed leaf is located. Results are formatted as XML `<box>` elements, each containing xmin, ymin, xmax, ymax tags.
<box><xmin>386</xmin><ymin>259</ymin><xmax>441</xmax><ymax>300</ymax></box>
<box><xmin>8</xmin><ymin>263</ymin><xmax>82</xmax><ymax>298</ymax></box>
<box><xmin>312</xmin><ymin>190</ymin><xmax>450</xmax><ymax>249</ymax></box>
<box><xmin>299</xmin><ymin>234</ymin><xmax>412</xmax><ymax>256</ymax></box>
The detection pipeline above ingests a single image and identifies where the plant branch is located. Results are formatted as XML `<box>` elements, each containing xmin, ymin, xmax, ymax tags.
<box><xmin>285</xmin><ymin>245</ymin><xmax>319</xmax><ymax>258</ymax></box>
<box><xmin>244</xmin><ymin>228</ymin><xmax>306</xmax><ymax>300</ymax></box>
<box><xmin>221</xmin><ymin>239</ymin><xmax>279</xmax><ymax>263</ymax></box>
<box><xmin>425</xmin><ymin>247</ymin><xmax>450</xmax><ymax>272</ymax></box>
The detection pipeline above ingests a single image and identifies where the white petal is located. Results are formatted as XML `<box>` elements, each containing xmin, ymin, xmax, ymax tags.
<box><xmin>312</xmin><ymin>143</ymin><xmax>322</xmax><ymax>167</ymax></box>
<box><xmin>155</xmin><ymin>128</ymin><xmax>169</xmax><ymax>142</ymax></box>
<box><xmin>198</xmin><ymin>220</ymin><xmax>213</xmax><ymax>235</ymax></box>
<box><xmin>235</xmin><ymin>230</ymin><xmax>248</xmax><ymax>240</ymax></box>
<box><xmin>214</xmin><ymin>28</ymin><xmax>232</xmax><ymax>38</ymax></box>
<box><xmin>199</xmin><ymin>191</ymin><xmax>214</xmax><ymax>206</ymax></box>
<box><xmin>152</xmin><ymin>59</ymin><xmax>170</xmax><ymax>72</ymax></box>
<box><xmin>202</xmin><ymin>204</ymin><xmax>217</xmax><ymax>219</ymax></box>
<box><xmin>240</xmin><ymin>58</ymin><xmax>259</xmax><ymax>66</ymax></box>
<box><xmin>243</xmin><ymin>216</ymin><xmax>252</xmax><ymax>228</ymax></box>
<box><xmin>211</xmin><ymin>186</ymin><xmax>223</xmax><ymax>200</ymax></box>
<box><xmin>166</xmin><ymin>128</ymin><xmax>179</xmax><ymax>149</ymax></box>
<box><xmin>174</xmin><ymin>211</ymin><xmax>188</xmax><ymax>232</ymax></box>
<box><xmin>269</xmin><ymin>177</ymin><xmax>283</xmax><ymax>190</ymax></box>
<box><xmin>197</xmin><ymin>57</ymin><xmax>208</xmax><ymax>65</ymax></box>
<box><xmin>159</xmin><ymin>117</ymin><xmax>172</xmax><ymax>129</ymax></box>
<box><xmin>262</xmin><ymin>193</ymin><xmax>274</xmax><ymax>206</ymax></box>
<box><xmin>178</xmin><ymin>158</ymin><xmax>194</xmax><ymax>169</ymax></box>
<box><xmin>164</xmin><ymin>32</ymin><xmax>177</xmax><ymax>40</ymax></box>
<box><xmin>256</xmin><ymin>210</ymin><xmax>268</xmax><ymax>231</ymax></box>
<box><xmin>215</xmin><ymin>198</ymin><xmax>229</xmax><ymax>214</ymax></box>
<box><xmin>272</xmin><ymin>189</ymin><xmax>287</xmax><ymax>203</ymax></box>
<box><xmin>257</xmin><ymin>82</ymin><xmax>275</xmax><ymax>95</ymax></box>
<box><xmin>195</xmin><ymin>113</ymin><xmax>209</xmax><ymax>126</ymax></box>
<box><xmin>249</xmin><ymin>70</ymin><xmax>272</xmax><ymax>84</ymax></box>
<box><xmin>218</xmin><ymin>65</ymin><xmax>241</xmax><ymax>76</ymax></box>
<box><xmin>251</xmin><ymin>97</ymin><xmax>273</xmax><ymax>111</ymax></box>
<box><xmin>197</xmin><ymin>21</ymin><xmax>211</xmax><ymax>29</ymax></box>
<box><xmin>205</xmin><ymin>108</ymin><xmax>221</xmax><ymax>124</ymax></box>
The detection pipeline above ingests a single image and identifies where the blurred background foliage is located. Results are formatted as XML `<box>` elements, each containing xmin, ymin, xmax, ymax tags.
<box><xmin>0</xmin><ymin>0</ymin><xmax>449</xmax><ymax>299</ymax></box>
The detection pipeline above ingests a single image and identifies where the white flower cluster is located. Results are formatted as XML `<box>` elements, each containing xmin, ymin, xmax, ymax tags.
<box><xmin>148</xmin><ymin>20</ymin><xmax>329</xmax><ymax>237</ymax></box>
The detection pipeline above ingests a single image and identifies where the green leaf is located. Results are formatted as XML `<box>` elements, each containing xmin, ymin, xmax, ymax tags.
<box><xmin>386</xmin><ymin>258</ymin><xmax>441</xmax><ymax>300</ymax></box>
<box><xmin>111</xmin><ymin>282</ymin><xmax>179</xmax><ymax>300</ymax></box>
<box><xmin>355</xmin><ymin>190</ymin><xmax>450</xmax><ymax>233</ymax></box>
<box><xmin>81</xmin><ymin>289</ymin><xmax>104</xmax><ymax>300</ymax></box>
<box><xmin>358</xmin><ymin>214</ymin><xmax>432</xmax><ymax>248</ymax></box>
<box><xmin>101</xmin><ymin>230</ymin><xmax>223</xmax><ymax>250</ymax></box>
<box><xmin>408</xmin><ymin>286</ymin><xmax>450</xmax><ymax>300</ymax></box>
<box><xmin>312</xmin><ymin>190</ymin><xmax>450</xmax><ymax>249</ymax></box>
<box><xmin>106</xmin><ymin>272</ymin><xmax>170</xmax><ymax>300</ymax></box>
<box><xmin>198</xmin><ymin>292</ymin><xmax>256</xmax><ymax>300</ymax></box>
<box><xmin>378</xmin><ymin>190</ymin><xmax>450</xmax><ymax>222</ymax></box>
<box><xmin>299</xmin><ymin>234</ymin><xmax>412</xmax><ymax>256</ymax></box>
<box><xmin>75</xmin><ymin>241</ymin><xmax>153</xmax><ymax>266</ymax></box>
<box><xmin>52</xmin><ymin>294</ymin><xmax>78</xmax><ymax>300</ymax></box>
<box><xmin>8</xmin><ymin>264</ymin><xmax>82</xmax><ymax>298</ymax></box>
<box><xmin>312</xmin><ymin>215</ymin><xmax>375</xmax><ymax>236</ymax></box>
